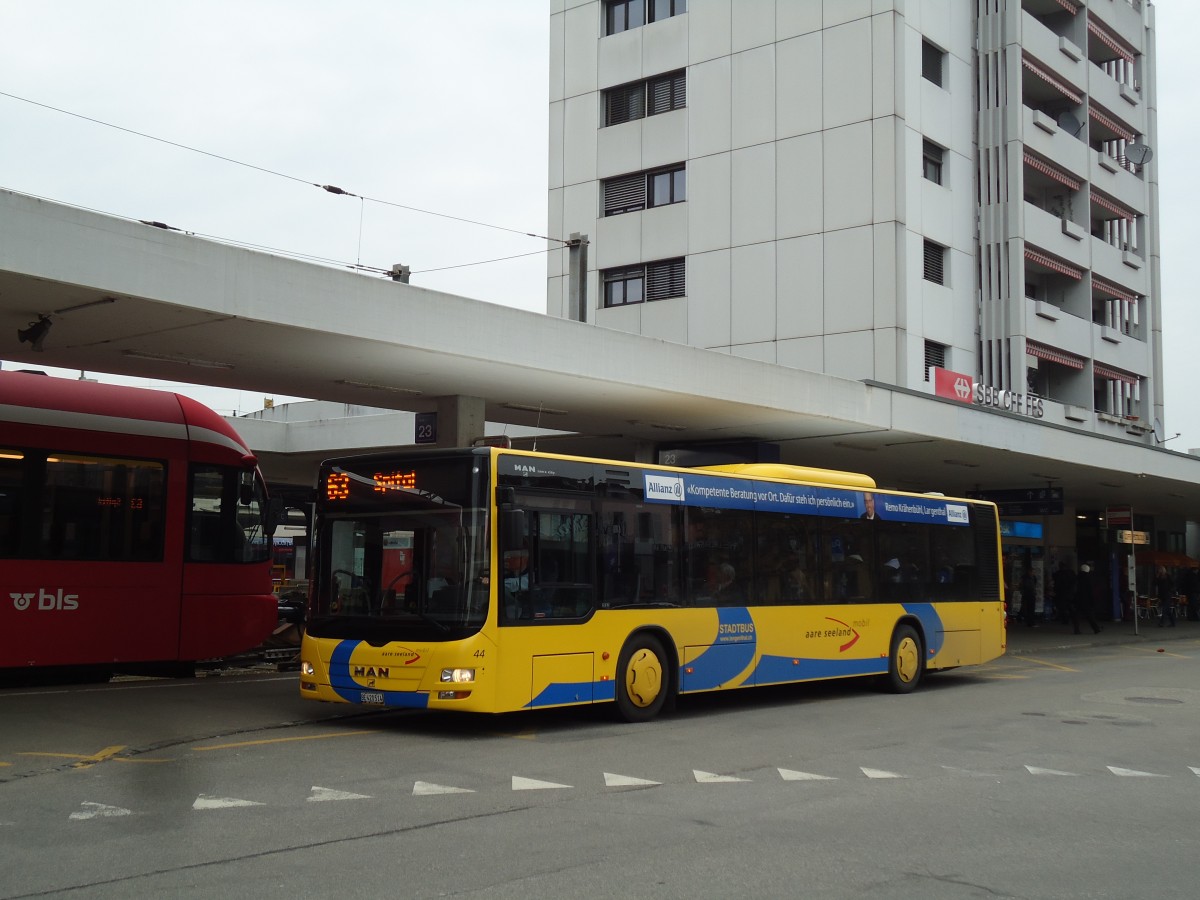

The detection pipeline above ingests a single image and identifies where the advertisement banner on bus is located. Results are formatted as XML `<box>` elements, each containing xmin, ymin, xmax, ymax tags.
<box><xmin>642</xmin><ymin>472</ymin><xmax>970</xmax><ymax>525</ymax></box>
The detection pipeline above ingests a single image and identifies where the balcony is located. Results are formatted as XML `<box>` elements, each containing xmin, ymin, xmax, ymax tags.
<box><xmin>1024</xmin><ymin>203</ymin><xmax>1089</xmax><ymax>270</ymax></box>
<box><xmin>1089</xmin><ymin>150</ymin><xmax>1147</xmax><ymax>212</ymax></box>
<box><xmin>1021</xmin><ymin>10</ymin><xmax>1086</xmax><ymax>91</ymax></box>
<box><xmin>1088</xmin><ymin>68</ymin><xmax>1145</xmax><ymax>137</ymax></box>
<box><xmin>1021</xmin><ymin>106</ymin><xmax>1088</xmax><ymax>174</ymax></box>
<box><xmin>1090</xmin><ymin>238</ymin><xmax>1147</xmax><ymax>296</ymax></box>
<box><xmin>1088</xmin><ymin>2</ymin><xmax>1144</xmax><ymax>60</ymax></box>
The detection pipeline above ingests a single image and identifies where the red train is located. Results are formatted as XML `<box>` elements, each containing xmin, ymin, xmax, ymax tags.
<box><xmin>1</xmin><ymin>370</ymin><xmax>279</xmax><ymax>679</ymax></box>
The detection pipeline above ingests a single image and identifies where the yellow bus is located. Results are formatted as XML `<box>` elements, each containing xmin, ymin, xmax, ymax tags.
<box><xmin>299</xmin><ymin>447</ymin><xmax>1005</xmax><ymax>721</ymax></box>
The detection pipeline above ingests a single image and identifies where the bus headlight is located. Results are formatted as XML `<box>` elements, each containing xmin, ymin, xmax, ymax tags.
<box><xmin>301</xmin><ymin>660</ymin><xmax>315</xmax><ymax>676</ymax></box>
<box><xmin>440</xmin><ymin>668</ymin><xmax>476</xmax><ymax>684</ymax></box>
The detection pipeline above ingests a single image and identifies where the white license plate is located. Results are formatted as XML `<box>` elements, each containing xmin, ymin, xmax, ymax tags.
<box><xmin>360</xmin><ymin>691</ymin><xmax>385</xmax><ymax>705</ymax></box>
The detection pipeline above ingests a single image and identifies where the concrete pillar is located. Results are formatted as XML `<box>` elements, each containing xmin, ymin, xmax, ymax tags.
<box><xmin>433</xmin><ymin>395</ymin><xmax>486</xmax><ymax>448</ymax></box>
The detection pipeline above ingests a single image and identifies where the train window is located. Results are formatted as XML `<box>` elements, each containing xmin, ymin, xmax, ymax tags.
<box><xmin>40</xmin><ymin>453</ymin><xmax>166</xmax><ymax>561</ymax></box>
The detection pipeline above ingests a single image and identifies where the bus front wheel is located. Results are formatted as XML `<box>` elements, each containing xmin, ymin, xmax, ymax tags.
<box><xmin>883</xmin><ymin>624</ymin><xmax>923</xmax><ymax>694</ymax></box>
<box><xmin>615</xmin><ymin>634</ymin><xmax>670</xmax><ymax>722</ymax></box>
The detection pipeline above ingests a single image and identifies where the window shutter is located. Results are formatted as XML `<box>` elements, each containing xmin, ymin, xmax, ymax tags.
<box><xmin>649</xmin><ymin>71</ymin><xmax>685</xmax><ymax>114</ymax></box>
<box><xmin>923</xmin><ymin>241</ymin><xmax>945</xmax><ymax>285</ymax></box>
<box><xmin>646</xmin><ymin>259</ymin><xmax>685</xmax><ymax>300</ymax></box>
<box><xmin>603</xmin><ymin>173</ymin><xmax>647</xmax><ymax>215</ymax></box>
<box><xmin>605</xmin><ymin>83</ymin><xmax>644</xmax><ymax>126</ymax></box>
<box><xmin>923</xmin><ymin>341</ymin><xmax>946</xmax><ymax>380</ymax></box>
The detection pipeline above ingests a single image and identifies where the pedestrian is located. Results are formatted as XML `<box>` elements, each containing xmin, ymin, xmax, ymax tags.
<box><xmin>1019</xmin><ymin>566</ymin><xmax>1038</xmax><ymax>627</ymax></box>
<box><xmin>1052</xmin><ymin>562</ymin><xmax>1075</xmax><ymax>626</ymax></box>
<box><xmin>1072</xmin><ymin>564</ymin><xmax>1101</xmax><ymax>635</ymax></box>
<box><xmin>1155</xmin><ymin>565</ymin><xmax>1177</xmax><ymax>628</ymax></box>
<box><xmin>1183</xmin><ymin>565</ymin><xmax>1200</xmax><ymax>622</ymax></box>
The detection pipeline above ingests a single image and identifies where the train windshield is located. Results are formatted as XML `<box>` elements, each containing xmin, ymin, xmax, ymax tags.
<box><xmin>308</xmin><ymin>455</ymin><xmax>490</xmax><ymax>642</ymax></box>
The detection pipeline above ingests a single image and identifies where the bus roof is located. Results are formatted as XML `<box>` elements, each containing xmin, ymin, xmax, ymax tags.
<box><xmin>0</xmin><ymin>370</ymin><xmax>255</xmax><ymax>464</ymax></box>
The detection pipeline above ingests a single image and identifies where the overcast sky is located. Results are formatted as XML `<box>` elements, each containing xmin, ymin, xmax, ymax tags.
<box><xmin>2</xmin><ymin>1</ymin><xmax>1198</xmax><ymax>452</ymax></box>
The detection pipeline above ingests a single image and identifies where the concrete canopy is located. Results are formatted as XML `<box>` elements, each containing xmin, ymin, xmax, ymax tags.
<box><xmin>3</xmin><ymin>188</ymin><xmax>1199</xmax><ymax>520</ymax></box>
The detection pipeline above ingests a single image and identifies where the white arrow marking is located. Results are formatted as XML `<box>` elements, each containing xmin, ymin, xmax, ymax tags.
<box><xmin>413</xmin><ymin>781</ymin><xmax>475</xmax><ymax>795</ymax></box>
<box><xmin>861</xmin><ymin>767</ymin><xmax>906</xmax><ymax>779</ymax></box>
<box><xmin>604</xmin><ymin>772</ymin><xmax>660</xmax><ymax>787</ymax></box>
<box><xmin>192</xmin><ymin>794</ymin><xmax>264</xmax><ymax>810</ymax></box>
<box><xmin>693</xmin><ymin>770</ymin><xmax>749</xmax><ymax>783</ymax></box>
<box><xmin>70</xmin><ymin>801</ymin><xmax>131</xmax><ymax>820</ymax></box>
<box><xmin>1107</xmin><ymin>766</ymin><xmax>1166</xmax><ymax>778</ymax></box>
<box><xmin>1025</xmin><ymin>766</ymin><xmax>1079</xmax><ymax>776</ymax></box>
<box><xmin>512</xmin><ymin>776</ymin><xmax>571</xmax><ymax>791</ymax></box>
<box><xmin>308</xmin><ymin>786</ymin><xmax>372</xmax><ymax>802</ymax></box>
<box><xmin>777</xmin><ymin>768</ymin><xmax>836</xmax><ymax>781</ymax></box>
<box><xmin>1189</xmin><ymin>767</ymin><xmax>1200</xmax><ymax>777</ymax></box>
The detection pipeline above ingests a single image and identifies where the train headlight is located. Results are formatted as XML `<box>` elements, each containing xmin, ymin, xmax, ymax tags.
<box><xmin>440</xmin><ymin>668</ymin><xmax>475</xmax><ymax>684</ymax></box>
<box><xmin>301</xmin><ymin>660</ymin><xmax>315</xmax><ymax>677</ymax></box>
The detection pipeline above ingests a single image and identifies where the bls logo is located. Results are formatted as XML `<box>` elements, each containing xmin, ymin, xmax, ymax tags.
<box><xmin>10</xmin><ymin>589</ymin><xmax>80</xmax><ymax>611</ymax></box>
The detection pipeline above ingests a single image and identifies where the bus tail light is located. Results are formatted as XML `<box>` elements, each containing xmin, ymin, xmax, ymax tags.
<box><xmin>440</xmin><ymin>668</ymin><xmax>476</xmax><ymax>684</ymax></box>
<box><xmin>301</xmin><ymin>660</ymin><xmax>316</xmax><ymax>676</ymax></box>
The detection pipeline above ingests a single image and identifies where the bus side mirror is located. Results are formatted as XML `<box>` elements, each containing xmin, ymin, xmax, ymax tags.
<box><xmin>501</xmin><ymin>508</ymin><xmax>526</xmax><ymax>552</ymax></box>
<box><xmin>239</xmin><ymin>470</ymin><xmax>256</xmax><ymax>507</ymax></box>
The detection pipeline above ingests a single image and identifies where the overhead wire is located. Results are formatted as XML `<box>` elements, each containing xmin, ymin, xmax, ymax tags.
<box><xmin>0</xmin><ymin>89</ymin><xmax>572</xmax><ymax>274</ymax></box>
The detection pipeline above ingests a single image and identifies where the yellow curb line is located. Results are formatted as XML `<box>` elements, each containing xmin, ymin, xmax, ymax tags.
<box><xmin>1009</xmin><ymin>656</ymin><xmax>1078</xmax><ymax>672</ymax></box>
<box><xmin>193</xmin><ymin>730</ymin><xmax>376</xmax><ymax>751</ymax></box>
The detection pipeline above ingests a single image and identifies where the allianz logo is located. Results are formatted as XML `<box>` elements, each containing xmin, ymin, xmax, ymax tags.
<box><xmin>10</xmin><ymin>589</ymin><xmax>80</xmax><ymax>611</ymax></box>
<box><xmin>644</xmin><ymin>474</ymin><xmax>685</xmax><ymax>502</ymax></box>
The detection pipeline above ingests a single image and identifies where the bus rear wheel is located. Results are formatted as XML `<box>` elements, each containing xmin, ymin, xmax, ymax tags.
<box><xmin>615</xmin><ymin>634</ymin><xmax>670</xmax><ymax>722</ymax></box>
<box><xmin>882</xmin><ymin>624</ymin><xmax>923</xmax><ymax>694</ymax></box>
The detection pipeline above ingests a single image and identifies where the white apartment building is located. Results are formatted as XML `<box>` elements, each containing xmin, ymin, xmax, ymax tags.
<box><xmin>547</xmin><ymin>0</ymin><xmax>1161</xmax><ymax>443</ymax></box>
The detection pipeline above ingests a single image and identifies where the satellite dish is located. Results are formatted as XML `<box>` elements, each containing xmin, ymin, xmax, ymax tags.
<box><xmin>1125</xmin><ymin>142</ymin><xmax>1153</xmax><ymax>166</ymax></box>
<box><xmin>1153</xmin><ymin>417</ymin><xmax>1164</xmax><ymax>441</ymax></box>
<box><xmin>1057</xmin><ymin>112</ymin><xmax>1083</xmax><ymax>136</ymax></box>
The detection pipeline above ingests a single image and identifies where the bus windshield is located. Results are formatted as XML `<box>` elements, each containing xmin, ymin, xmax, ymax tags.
<box><xmin>308</xmin><ymin>455</ymin><xmax>490</xmax><ymax>642</ymax></box>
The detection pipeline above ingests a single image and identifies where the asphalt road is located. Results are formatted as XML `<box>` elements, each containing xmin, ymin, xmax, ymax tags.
<box><xmin>2</xmin><ymin>629</ymin><xmax>1198</xmax><ymax>899</ymax></box>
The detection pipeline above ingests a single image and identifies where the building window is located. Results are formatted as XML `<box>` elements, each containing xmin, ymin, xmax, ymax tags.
<box><xmin>648</xmin><ymin>0</ymin><xmax>686</xmax><ymax>22</ymax></box>
<box><xmin>604</xmin><ymin>71</ymin><xmax>685</xmax><ymax>126</ymax></box>
<box><xmin>606</xmin><ymin>0</ymin><xmax>684</xmax><ymax>33</ymax></box>
<box><xmin>649</xmin><ymin>167</ymin><xmax>685</xmax><ymax>207</ymax></box>
<box><xmin>605</xmin><ymin>0</ymin><xmax>644</xmax><ymax>35</ymax></box>
<box><xmin>923</xmin><ymin>240</ymin><xmax>947</xmax><ymax>285</ymax></box>
<box><xmin>603</xmin><ymin>164</ymin><xmax>685</xmax><ymax>216</ymax></box>
<box><xmin>922</xmin><ymin>40</ymin><xmax>945</xmax><ymax>87</ymax></box>
<box><xmin>924</xmin><ymin>341</ymin><xmax>946</xmax><ymax>381</ymax></box>
<box><xmin>603</xmin><ymin>258</ymin><xmax>685</xmax><ymax>307</ymax></box>
<box><xmin>922</xmin><ymin>140</ymin><xmax>944</xmax><ymax>185</ymax></box>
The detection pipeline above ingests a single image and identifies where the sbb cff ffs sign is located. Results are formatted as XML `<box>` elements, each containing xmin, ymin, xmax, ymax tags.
<box><xmin>932</xmin><ymin>368</ymin><xmax>1045</xmax><ymax>419</ymax></box>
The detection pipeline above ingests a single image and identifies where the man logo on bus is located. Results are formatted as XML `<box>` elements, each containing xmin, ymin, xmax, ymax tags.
<box><xmin>9</xmin><ymin>590</ymin><xmax>79</xmax><ymax>611</ymax></box>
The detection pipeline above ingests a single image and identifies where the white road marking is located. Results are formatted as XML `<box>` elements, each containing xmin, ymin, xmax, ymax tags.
<box><xmin>861</xmin><ymin>767</ymin><xmax>906</xmax><ymax>779</ymax></box>
<box><xmin>1107</xmin><ymin>766</ymin><xmax>1166</xmax><ymax>777</ymax></box>
<box><xmin>1025</xmin><ymin>766</ymin><xmax>1079</xmax><ymax>776</ymax></box>
<box><xmin>1190</xmin><ymin>767</ymin><xmax>1200</xmax><ymax>777</ymax></box>
<box><xmin>693</xmin><ymin>770</ymin><xmax>748</xmax><ymax>783</ymax></box>
<box><xmin>69</xmin><ymin>802</ymin><xmax>131</xmax><ymax>820</ymax></box>
<box><xmin>777</xmin><ymin>768</ymin><xmax>836</xmax><ymax>781</ymax></box>
<box><xmin>308</xmin><ymin>786</ymin><xmax>372</xmax><ymax>802</ymax></box>
<box><xmin>414</xmin><ymin>781</ymin><xmax>475</xmax><ymax>795</ymax></box>
<box><xmin>512</xmin><ymin>776</ymin><xmax>571</xmax><ymax>791</ymax></box>
<box><xmin>604</xmin><ymin>772</ymin><xmax>660</xmax><ymax>787</ymax></box>
<box><xmin>192</xmin><ymin>794</ymin><xmax>264</xmax><ymax>810</ymax></box>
